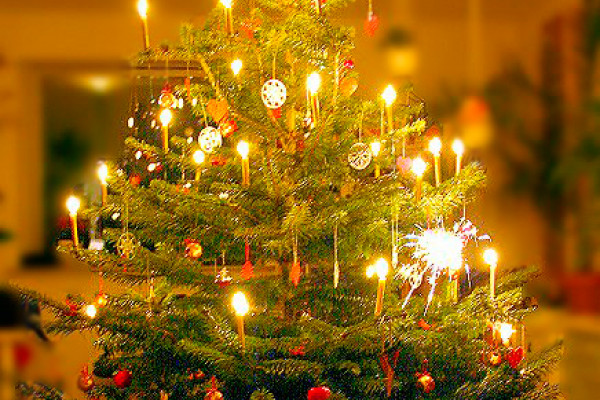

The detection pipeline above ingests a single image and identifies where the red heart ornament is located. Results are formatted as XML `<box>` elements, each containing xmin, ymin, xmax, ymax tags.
<box><xmin>307</xmin><ymin>386</ymin><xmax>331</xmax><ymax>400</ymax></box>
<box><xmin>507</xmin><ymin>347</ymin><xmax>524</xmax><ymax>369</ymax></box>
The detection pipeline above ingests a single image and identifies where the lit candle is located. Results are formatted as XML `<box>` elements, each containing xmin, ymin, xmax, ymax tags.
<box><xmin>366</xmin><ymin>258</ymin><xmax>389</xmax><ymax>316</ymax></box>
<box><xmin>137</xmin><ymin>0</ymin><xmax>150</xmax><ymax>50</ymax></box>
<box><xmin>220</xmin><ymin>0</ymin><xmax>234</xmax><ymax>35</ymax></box>
<box><xmin>159</xmin><ymin>108</ymin><xmax>173</xmax><ymax>153</ymax></box>
<box><xmin>411</xmin><ymin>157</ymin><xmax>427</xmax><ymax>203</ymax></box>
<box><xmin>307</xmin><ymin>72</ymin><xmax>322</xmax><ymax>124</ymax></box>
<box><xmin>314</xmin><ymin>0</ymin><xmax>322</xmax><ymax>14</ymax></box>
<box><xmin>66</xmin><ymin>196</ymin><xmax>81</xmax><ymax>248</ymax></box>
<box><xmin>192</xmin><ymin>150</ymin><xmax>205</xmax><ymax>182</ymax></box>
<box><xmin>428</xmin><ymin>137</ymin><xmax>442</xmax><ymax>186</ymax></box>
<box><xmin>483</xmin><ymin>249</ymin><xmax>498</xmax><ymax>300</ymax></box>
<box><xmin>237</xmin><ymin>141</ymin><xmax>250</xmax><ymax>186</ymax></box>
<box><xmin>452</xmin><ymin>139</ymin><xmax>464</xmax><ymax>176</ymax></box>
<box><xmin>381</xmin><ymin>85</ymin><xmax>397</xmax><ymax>137</ymax></box>
<box><xmin>97</xmin><ymin>162</ymin><xmax>109</xmax><ymax>206</ymax></box>
<box><xmin>231</xmin><ymin>59</ymin><xmax>243</xmax><ymax>76</ymax></box>
<box><xmin>498</xmin><ymin>322</ymin><xmax>515</xmax><ymax>346</ymax></box>
<box><xmin>232</xmin><ymin>292</ymin><xmax>249</xmax><ymax>351</ymax></box>
<box><xmin>371</xmin><ymin>140</ymin><xmax>382</xmax><ymax>178</ymax></box>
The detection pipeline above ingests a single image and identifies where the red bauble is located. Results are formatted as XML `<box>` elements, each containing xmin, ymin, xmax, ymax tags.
<box><xmin>78</xmin><ymin>366</ymin><xmax>95</xmax><ymax>393</ymax></box>
<box><xmin>417</xmin><ymin>373</ymin><xmax>435</xmax><ymax>394</ymax></box>
<box><xmin>507</xmin><ymin>347</ymin><xmax>524</xmax><ymax>369</ymax></box>
<box><xmin>185</xmin><ymin>239</ymin><xmax>203</xmax><ymax>259</ymax></box>
<box><xmin>219</xmin><ymin>119</ymin><xmax>238</xmax><ymax>138</ymax></box>
<box><xmin>113</xmin><ymin>370</ymin><xmax>133</xmax><ymax>389</ymax></box>
<box><xmin>343</xmin><ymin>59</ymin><xmax>355</xmax><ymax>69</ymax></box>
<box><xmin>269</xmin><ymin>107</ymin><xmax>283</xmax><ymax>119</ymax></box>
<box><xmin>13</xmin><ymin>343</ymin><xmax>33</xmax><ymax>370</ymax></box>
<box><xmin>130</xmin><ymin>174</ymin><xmax>142</xmax><ymax>187</ymax></box>
<box><xmin>307</xmin><ymin>386</ymin><xmax>331</xmax><ymax>400</ymax></box>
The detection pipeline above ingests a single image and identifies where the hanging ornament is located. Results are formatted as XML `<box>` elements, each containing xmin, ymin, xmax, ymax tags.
<box><xmin>199</xmin><ymin>127</ymin><xmax>223</xmax><ymax>154</ymax></box>
<box><xmin>206</xmin><ymin>99</ymin><xmax>229</xmax><ymax>123</ymax></box>
<box><xmin>211</xmin><ymin>155</ymin><xmax>227</xmax><ymax>167</ymax></box>
<box><xmin>416</xmin><ymin>360</ymin><xmax>435</xmax><ymax>394</ymax></box>
<box><xmin>117</xmin><ymin>232</ymin><xmax>139</xmax><ymax>260</ymax></box>
<box><xmin>215</xmin><ymin>267</ymin><xmax>232</xmax><ymax>288</ymax></box>
<box><xmin>185</xmin><ymin>239</ymin><xmax>203</xmax><ymax>259</ymax></box>
<box><xmin>65</xmin><ymin>296</ymin><xmax>79</xmax><ymax>316</ymax></box>
<box><xmin>205</xmin><ymin>377</ymin><xmax>224</xmax><ymax>400</ymax></box>
<box><xmin>343</xmin><ymin>59</ymin><xmax>355</xmax><ymax>69</ymax></box>
<box><xmin>507</xmin><ymin>347</ymin><xmax>525</xmax><ymax>369</ymax></box>
<box><xmin>396</xmin><ymin>156</ymin><xmax>412</xmax><ymax>174</ymax></box>
<box><xmin>219</xmin><ymin>119</ymin><xmax>238</xmax><ymax>138</ymax></box>
<box><xmin>380</xmin><ymin>352</ymin><xmax>399</xmax><ymax>398</ymax></box>
<box><xmin>241</xmin><ymin>239</ymin><xmax>254</xmax><ymax>280</ymax></box>
<box><xmin>364</xmin><ymin>0</ymin><xmax>380</xmax><ymax>37</ymax></box>
<box><xmin>113</xmin><ymin>369</ymin><xmax>133</xmax><ymax>389</ymax></box>
<box><xmin>348</xmin><ymin>142</ymin><xmax>373</xmax><ymax>170</ymax></box>
<box><xmin>261</xmin><ymin>79</ymin><xmax>287</xmax><ymax>109</ymax></box>
<box><xmin>339</xmin><ymin>77</ymin><xmax>359</xmax><ymax>97</ymax></box>
<box><xmin>240</xmin><ymin>17</ymin><xmax>261</xmax><ymax>39</ymax></box>
<box><xmin>77</xmin><ymin>365</ymin><xmax>95</xmax><ymax>393</ymax></box>
<box><xmin>488</xmin><ymin>351</ymin><xmax>502</xmax><ymax>366</ymax></box>
<box><xmin>307</xmin><ymin>386</ymin><xmax>331</xmax><ymax>400</ymax></box>
<box><xmin>159</xmin><ymin>83</ymin><xmax>176</xmax><ymax>109</ymax></box>
<box><xmin>289</xmin><ymin>344</ymin><xmax>306</xmax><ymax>356</ymax></box>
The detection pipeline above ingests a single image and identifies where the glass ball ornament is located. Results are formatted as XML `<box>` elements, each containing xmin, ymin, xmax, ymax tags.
<box><xmin>348</xmin><ymin>142</ymin><xmax>373</xmax><ymax>170</ymax></box>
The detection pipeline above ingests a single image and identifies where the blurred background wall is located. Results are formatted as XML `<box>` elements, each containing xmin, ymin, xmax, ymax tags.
<box><xmin>1</xmin><ymin>0</ymin><xmax>597</xmax><ymax>398</ymax></box>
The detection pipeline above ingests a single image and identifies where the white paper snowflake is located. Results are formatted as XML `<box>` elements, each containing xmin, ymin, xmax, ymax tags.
<box><xmin>261</xmin><ymin>79</ymin><xmax>287</xmax><ymax>109</ymax></box>
<box><xmin>199</xmin><ymin>126</ymin><xmax>222</xmax><ymax>154</ymax></box>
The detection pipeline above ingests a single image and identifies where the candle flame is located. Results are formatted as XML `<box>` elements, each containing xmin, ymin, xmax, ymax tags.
<box><xmin>411</xmin><ymin>157</ymin><xmax>427</xmax><ymax>177</ymax></box>
<box><xmin>483</xmin><ymin>249</ymin><xmax>498</xmax><ymax>267</ymax></box>
<box><xmin>366</xmin><ymin>258</ymin><xmax>389</xmax><ymax>280</ymax></box>
<box><xmin>85</xmin><ymin>304</ymin><xmax>97</xmax><ymax>319</ymax></box>
<box><xmin>137</xmin><ymin>0</ymin><xmax>148</xmax><ymax>19</ymax></box>
<box><xmin>452</xmin><ymin>139</ymin><xmax>465</xmax><ymax>156</ymax></box>
<box><xmin>232</xmin><ymin>292</ymin><xmax>249</xmax><ymax>316</ymax></box>
<box><xmin>428</xmin><ymin>137</ymin><xmax>442</xmax><ymax>156</ymax></box>
<box><xmin>97</xmin><ymin>162</ymin><xmax>109</xmax><ymax>184</ymax></box>
<box><xmin>381</xmin><ymin>85</ymin><xmax>397</xmax><ymax>106</ymax></box>
<box><xmin>159</xmin><ymin>108</ymin><xmax>173</xmax><ymax>126</ymax></box>
<box><xmin>237</xmin><ymin>141</ymin><xmax>250</xmax><ymax>159</ymax></box>
<box><xmin>193</xmin><ymin>150</ymin><xmax>205</xmax><ymax>165</ymax></box>
<box><xmin>370</xmin><ymin>141</ymin><xmax>382</xmax><ymax>157</ymax></box>
<box><xmin>66</xmin><ymin>196</ymin><xmax>81</xmax><ymax>216</ymax></box>
<box><xmin>231</xmin><ymin>59</ymin><xmax>243</xmax><ymax>76</ymax></box>
<box><xmin>220</xmin><ymin>0</ymin><xmax>233</xmax><ymax>9</ymax></box>
<box><xmin>307</xmin><ymin>72</ymin><xmax>322</xmax><ymax>94</ymax></box>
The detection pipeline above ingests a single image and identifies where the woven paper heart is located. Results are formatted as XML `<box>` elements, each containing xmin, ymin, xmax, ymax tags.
<box><xmin>207</xmin><ymin>99</ymin><xmax>229</xmax><ymax>123</ymax></box>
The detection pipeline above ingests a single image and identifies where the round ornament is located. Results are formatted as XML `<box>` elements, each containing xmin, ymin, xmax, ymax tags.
<box><xmin>117</xmin><ymin>232</ymin><xmax>139</xmax><ymax>260</ymax></box>
<box><xmin>489</xmin><ymin>351</ymin><xmax>502</xmax><ymax>366</ymax></box>
<box><xmin>113</xmin><ymin>369</ymin><xmax>133</xmax><ymax>389</ymax></box>
<box><xmin>77</xmin><ymin>366</ymin><xmax>95</xmax><ymax>393</ymax></box>
<box><xmin>348</xmin><ymin>143</ymin><xmax>373</xmax><ymax>170</ymax></box>
<box><xmin>307</xmin><ymin>386</ymin><xmax>331</xmax><ymax>400</ymax></box>
<box><xmin>417</xmin><ymin>373</ymin><xmax>435</xmax><ymax>394</ymax></box>
<box><xmin>199</xmin><ymin>127</ymin><xmax>223</xmax><ymax>154</ymax></box>
<box><xmin>185</xmin><ymin>239</ymin><xmax>203</xmax><ymax>259</ymax></box>
<box><xmin>159</xmin><ymin>92</ymin><xmax>176</xmax><ymax>109</ymax></box>
<box><xmin>205</xmin><ymin>391</ymin><xmax>224</xmax><ymax>400</ymax></box>
<box><xmin>261</xmin><ymin>79</ymin><xmax>287</xmax><ymax>109</ymax></box>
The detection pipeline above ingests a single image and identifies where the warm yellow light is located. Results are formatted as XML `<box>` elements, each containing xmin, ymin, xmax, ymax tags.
<box><xmin>411</xmin><ymin>157</ymin><xmax>427</xmax><ymax>177</ymax></box>
<box><xmin>128</xmin><ymin>117</ymin><xmax>135</xmax><ymax>128</ymax></box>
<box><xmin>428</xmin><ymin>137</ymin><xmax>442</xmax><ymax>156</ymax></box>
<box><xmin>137</xmin><ymin>0</ymin><xmax>148</xmax><ymax>19</ymax></box>
<box><xmin>231</xmin><ymin>59</ymin><xmax>243</xmax><ymax>76</ymax></box>
<box><xmin>307</xmin><ymin>72</ymin><xmax>322</xmax><ymax>94</ymax></box>
<box><xmin>147</xmin><ymin>162</ymin><xmax>157</xmax><ymax>172</ymax></box>
<box><xmin>237</xmin><ymin>141</ymin><xmax>250</xmax><ymax>159</ymax></box>
<box><xmin>66</xmin><ymin>196</ymin><xmax>81</xmax><ymax>216</ymax></box>
<box><xmin>483</xmin><ymin>249</ymin><xmax>498</xmax><ymax>267</ymax></box>
<box><xmin>366</xmin><ymin>258</ymin><xmax>389</xmax><ymax>280</ymax></box>
<box><xmin>192</xmin><ymin>150</ymin><xmax>205</xmax><ymax>165</ymax></box>
<box><xmin>370</xmin><ymin>141</ymin><xmax>382</xmax><ymax>157</ymax></box>
<box><xmin>498</xmin><ymin>322</ymin><xmax>515</xmax><ymax>344</ymax></box>
<box><xmin>232</xmin><ymin>292</ymin><xmax>249</xmax><ymax>316</ymax></box>
<box><xmin>97</xmin><ymin>163</ymin><xmax>109</xmax><ymax>184</ymax></box>
<box><xmin>159</xmin><ymin>108</ymin><xmax>173</xmax><ymax>126</ymax></box>
<box><xmin>220</xmin><ymin>0</ymin><xmax>233</xmax><ymax>9</ymax></box>
<box><xmin>381</xmin><ymin>85</ymin><xmax>397</xmax><ymax>106</ymax></box>
<box><xmin>85</xmin><ymin>304</ymin><xmax>98</xmax><ymax>319</ymax></box>
<box><xmin>452</xmin><ymin>139</ymin><xmax>465</xmax><ymax>156</ymax></box>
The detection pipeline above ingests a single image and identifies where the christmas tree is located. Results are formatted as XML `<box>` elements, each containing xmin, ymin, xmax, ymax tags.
<box><xmin>18</xmin><ymin>1</ymin><xmax>561</xmax><ymax>399</ymax></box>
